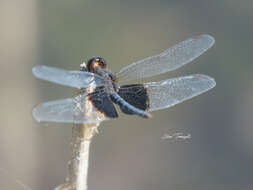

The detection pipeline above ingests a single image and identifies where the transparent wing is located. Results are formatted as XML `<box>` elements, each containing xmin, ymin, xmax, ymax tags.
<box><xmin>32</xmin><ymin>92</ymin><xmax>109</xmax><ymax>124</ymax></box>
<box><xmin>116</xmin><ymin>35</ymin><xmax>215</xmax><ymax>82</ymax></box>
<box><xmin>32</xmin><ymin>65</ymin><xmax>105</xmax><ymax>88</ymax></box>
<box><xmin>144</xmin><ymin>75</ymin><xmax>216</xmax><ymax>112</ymax></box>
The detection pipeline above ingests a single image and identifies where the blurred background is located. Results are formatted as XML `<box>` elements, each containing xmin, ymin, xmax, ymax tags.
<box><xmin>0</xmin><ymin>0</ymin><xmax>253</xmax><ymax>189</ymax></box>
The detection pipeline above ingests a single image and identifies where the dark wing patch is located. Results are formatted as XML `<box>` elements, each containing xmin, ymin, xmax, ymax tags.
<box><xmin>117</xmin><ymin>84</ymin><xmax>149</xmax><ymax>114</ymax></box>
<box><xmin>88</xmin><ymin>87</ymin><xmax>118</xmax><ymax>118</ymax></box>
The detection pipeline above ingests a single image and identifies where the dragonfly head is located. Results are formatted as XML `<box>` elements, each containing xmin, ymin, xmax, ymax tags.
<box><xmin>87</xmin><ymin>57</ymin><xmax>107</xmax><ymax>72</ymax></box>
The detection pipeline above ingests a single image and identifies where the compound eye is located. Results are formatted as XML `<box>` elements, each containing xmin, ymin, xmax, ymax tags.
<box><xmin>86</xmin><ymin>57</ymin><xmax>107</xmax><ymax>72</ymax></box>
<box><xmin>101</xmin><ymin>61</ymin><xmax>106</xmax><ymax>68</ymax></box>
<box><xmin>96</xmin><ymin>58</ymin><xmax>107</xmax><ymax>68</ymax></box>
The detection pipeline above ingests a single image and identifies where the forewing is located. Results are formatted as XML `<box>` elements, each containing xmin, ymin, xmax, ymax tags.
<box><xmin>144</xmin><ymin>75</ymin><xmax>216</xmax><ymax>112</ymax></box>
<box><xmin>116</xmin><ymin>35</ymin><xmax>215</xmax><ymax>82</ymax></box>
<box><xmin>32</xmin><ymin>65</ymin><xmax>105</xmax><ymax>88</ymax></box>
<box><xmin>32</xmin><ymin>92</ymin><xmax>111</xmax><ymax>124</ymax></box>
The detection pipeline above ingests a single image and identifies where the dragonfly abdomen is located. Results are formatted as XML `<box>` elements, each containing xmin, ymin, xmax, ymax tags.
<box><xmin>110</xmin><ymin>93</ymin><xmax>151</xmax><ymax>118</ymax></box>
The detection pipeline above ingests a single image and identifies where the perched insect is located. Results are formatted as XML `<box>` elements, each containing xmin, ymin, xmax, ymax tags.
<box><xmin>32</xmin><ymin>35</ymin><xmax>216</xmax><ymax>124</ymax></box>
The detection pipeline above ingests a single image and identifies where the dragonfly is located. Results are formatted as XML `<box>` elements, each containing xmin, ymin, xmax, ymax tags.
<box><xmin>32</xmin><ymin>34</ymin><xmax>216</xmax><ymax>124</ymax></box>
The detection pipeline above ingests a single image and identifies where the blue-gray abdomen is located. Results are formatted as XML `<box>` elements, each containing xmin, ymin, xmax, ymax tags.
<box><xmin>110</xmin><ymin>93</ymin><xmax>151</xmax><ymax>118</ymax></box>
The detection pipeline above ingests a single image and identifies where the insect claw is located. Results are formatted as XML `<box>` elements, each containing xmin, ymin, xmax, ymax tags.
<box><xmin>95</xmin><ymin>128</ymin><xmax>99</xmax><ymax>134</ymax></box>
